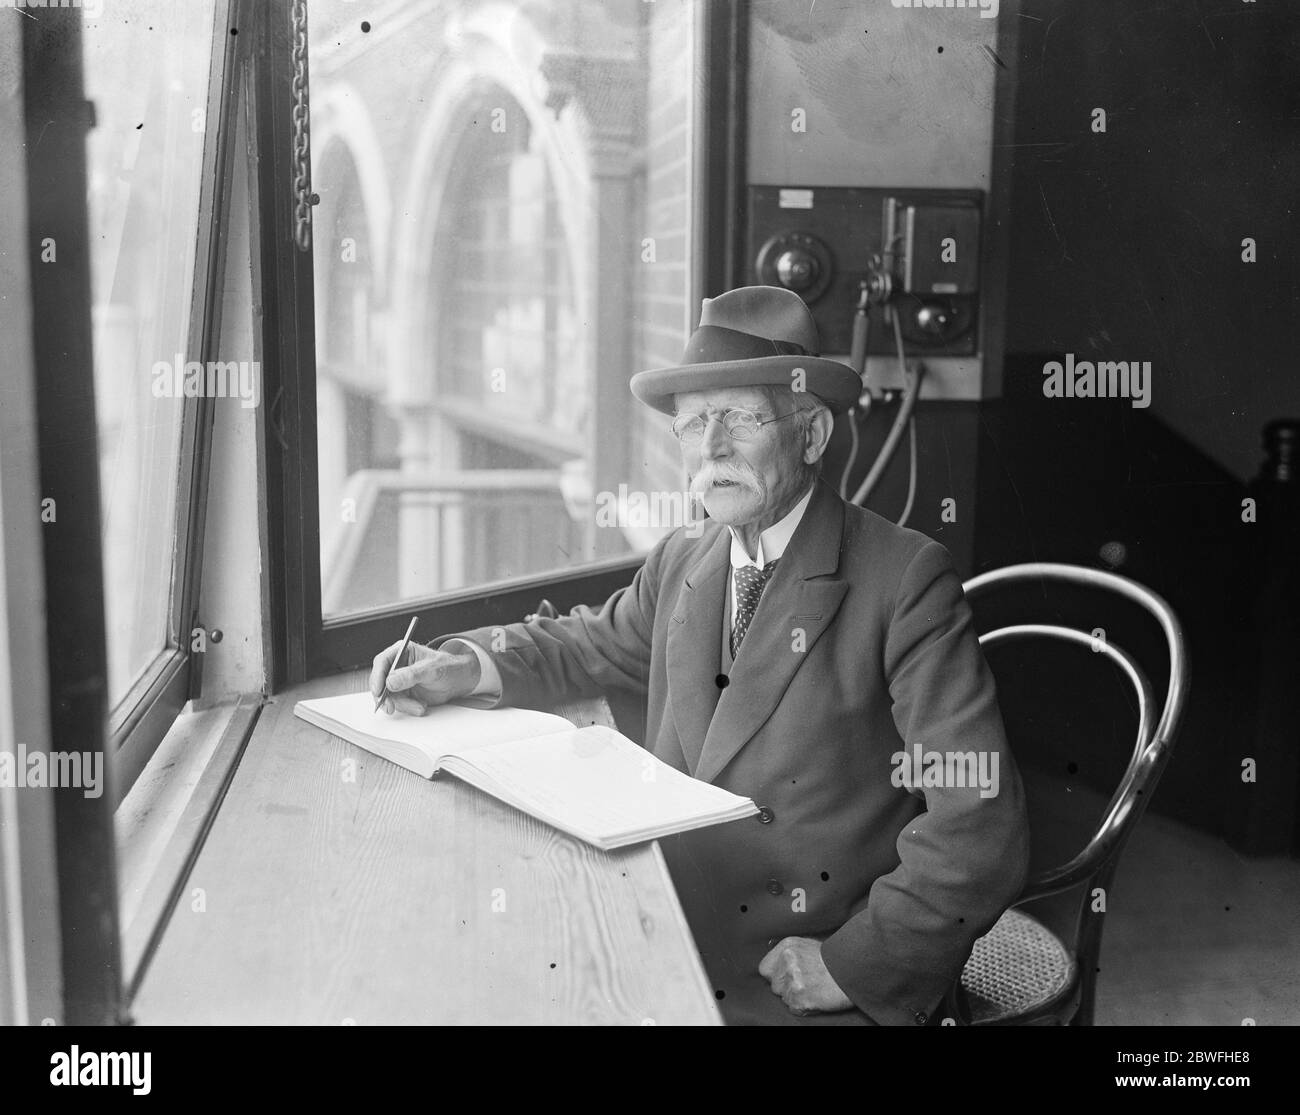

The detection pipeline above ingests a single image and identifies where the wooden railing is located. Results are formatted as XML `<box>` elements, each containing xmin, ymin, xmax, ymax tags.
<box><xmin>321</xmin><ymin>469</ymin><xmax>586</xmax><ymax>615</ymax></box>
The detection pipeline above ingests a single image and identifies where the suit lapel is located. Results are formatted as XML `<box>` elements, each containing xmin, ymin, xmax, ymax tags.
<box><xmin>665</xmin><ymin>528</ymin><xmax>731</xmax><ymax>776</ymax></box>
<box><xmin>694</xmin><ymin>481</ymin><xmax>849</xmax><ymax>785</ymax></box>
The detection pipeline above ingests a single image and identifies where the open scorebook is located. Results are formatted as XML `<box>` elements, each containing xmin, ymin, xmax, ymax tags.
<box><xmin>293</xmin><ymin>693</ymin><xmax>758</xmax><ymax>851</ymax></box>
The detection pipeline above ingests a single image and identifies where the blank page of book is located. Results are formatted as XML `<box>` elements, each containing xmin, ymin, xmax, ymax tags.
<box><xmin>295</xmin><ymin>692</ymin><xmax>574</xmax><ymax>752</ymax></box>
<box><xmin>451</xmin><ymin>725</ymin><xmax>757</xmax><ymax>836</ymax></box>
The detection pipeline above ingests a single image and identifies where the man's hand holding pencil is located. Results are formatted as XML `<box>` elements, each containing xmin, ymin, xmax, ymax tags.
<box><xmin>369</xmin><ymin>637</ymin><xmax>481</xmax><ymax>716</ymax></box>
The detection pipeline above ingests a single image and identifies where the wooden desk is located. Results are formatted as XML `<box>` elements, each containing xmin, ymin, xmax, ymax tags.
<box><xmin>132</xmin><ymin>672</ymin><xmax>722</xmax><ymax>1025</ymax></box>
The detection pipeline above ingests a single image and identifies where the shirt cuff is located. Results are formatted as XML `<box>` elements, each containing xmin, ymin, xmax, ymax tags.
<box><xmin>439</xmin><ymin>638</ymin><xmax>503</xmax><ymax>707</ymax></box>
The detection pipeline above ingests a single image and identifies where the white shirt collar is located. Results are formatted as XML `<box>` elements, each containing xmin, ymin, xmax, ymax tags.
<box><xmin>727</xmin><ymin>484</ymin><xmax>814</xmax><ymax>570</ymax></box>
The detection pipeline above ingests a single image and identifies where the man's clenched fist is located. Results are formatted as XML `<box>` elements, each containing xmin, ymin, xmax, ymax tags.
<box><xmin>758</xmin><ymin>937</ymin><xmax>854</xmax><ymax>1016</ymax></box>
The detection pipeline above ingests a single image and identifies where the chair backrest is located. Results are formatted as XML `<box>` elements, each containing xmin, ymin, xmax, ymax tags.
<box><xmin>962</xmin><ymin>563</ymin><xmax>1189</xmax><ymax>1015</ymax></box>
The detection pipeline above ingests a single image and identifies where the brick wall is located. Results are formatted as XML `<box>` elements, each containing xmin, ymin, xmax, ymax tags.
<box><xmin>629</xmin><ymin>0</ymin><xmax>694</xmax><ymax>524</ymax></box>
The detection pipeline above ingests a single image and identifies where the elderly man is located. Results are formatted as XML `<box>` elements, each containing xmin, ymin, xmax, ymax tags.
<box><xmin>370</xmin><ymin>285</ymin><xmax>1030</xmax><ymax>1026</ymax></box>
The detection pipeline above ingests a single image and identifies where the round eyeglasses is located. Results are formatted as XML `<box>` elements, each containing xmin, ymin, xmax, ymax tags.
<box><xmin>671</xmin><ymin>408</ymin><xmax>800</xmax><ymax>445</ymax></box>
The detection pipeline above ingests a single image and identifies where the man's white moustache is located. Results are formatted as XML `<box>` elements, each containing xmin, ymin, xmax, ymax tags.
<box><xmin>692</xmin><ymin>465</ymin><xmax>758</xmax><ymax>488</ymax></box>
<box><xmin>691</xmin><ymin>471</ymin><xmax>758</xmax><ymax>497</ymax></box>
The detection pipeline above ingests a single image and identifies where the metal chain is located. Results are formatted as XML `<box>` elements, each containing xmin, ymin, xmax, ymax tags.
<box><xmin>290</xmin><ymin>0</ymin><xmax>312</xmax><ymax>251</ymax></box>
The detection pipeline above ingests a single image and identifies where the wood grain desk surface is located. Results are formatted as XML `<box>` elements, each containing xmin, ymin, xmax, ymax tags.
<box><xmin>132</xmin><ymin>672</ymin><xmax>722</xmax><ymax>1025</ymax></box>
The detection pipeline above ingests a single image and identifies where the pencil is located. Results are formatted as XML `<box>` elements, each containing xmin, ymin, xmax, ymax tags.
<box><xmin>375</xmin><ymin>615</ymin><xmax>419</xmax><ymax>712</ymax></box>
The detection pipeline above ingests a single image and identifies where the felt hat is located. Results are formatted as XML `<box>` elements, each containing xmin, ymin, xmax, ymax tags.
<box><xmin>629</xmin><ymin>285</ymin><xmax>860</xmax><ymax>415</ymax></box>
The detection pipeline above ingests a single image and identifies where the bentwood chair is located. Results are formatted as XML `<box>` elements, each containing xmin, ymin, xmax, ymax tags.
<box><xmin>943</xmin><ymin>563</ymin><xmax>1189</xmax><ymax>1026</ymax></box>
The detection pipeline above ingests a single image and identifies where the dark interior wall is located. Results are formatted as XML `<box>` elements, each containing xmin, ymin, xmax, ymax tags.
<box><xmin>984</xmin><ymin>0</ymin><xmax>1300</xmax><ymax>843</ymax></box>
<box><xmin>971</xmin><ymin>370</ymin><xmax>1255</xmax><ymax>839</ymax></box>
<box><xmin>729</xmin><ymin>0</ymin><xmax>1298</xmax><ymax>843</ymax></box>
<box><xmin>1003</xmin><ymin>0</ymin><xmax>1300</xmax><ymax>481</ymax></box>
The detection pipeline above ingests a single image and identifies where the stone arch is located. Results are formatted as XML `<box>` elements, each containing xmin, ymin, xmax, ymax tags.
<box><xmin>389</xmin><ymin>10</ymin><xmax>597</xmax><ymax>414</ymax></box>
<box><xmin>309</xmin><ymin>89</ymin><xmax>392</xmax><ymax>567</ymax></box>
<box><xmin>310</xmin><ymin>84</ymin><xmax>391</xmax><ymax>288</ymax></box>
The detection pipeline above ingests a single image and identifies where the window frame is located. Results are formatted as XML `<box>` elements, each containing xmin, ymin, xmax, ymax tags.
<box><xmin>22</xmin><ymin>0</ymin><xmax>123</xmax><ymax>1027</ymax></box>
<box><xmin>253</xmin><ymin>0</ymin><xmax>748</xmax><ymax>689</ymax></box>
<box><xmin>102</xmin><ymin>0</ymin><xmax>244</xmax><ymax>803</ymax></box>
<box><xmin>699</xmin><ymin>0</ymin><xmax>751</xmax><ymax>300</ymax></box>
<box><xmin>21</xmin><ymin>0</ymin><xmax>247</xmax><ymax>1027</ymax></box>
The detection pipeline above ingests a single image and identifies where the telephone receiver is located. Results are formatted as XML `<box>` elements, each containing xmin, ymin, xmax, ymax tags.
<box><xmin>751</xmin><ymin>190</ymin><xmax>981</xmax><ymax>375</ymax></box>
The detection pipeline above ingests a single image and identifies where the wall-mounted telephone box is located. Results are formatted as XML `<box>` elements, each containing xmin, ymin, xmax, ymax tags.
<box><xmin>888</xmin><ymin>197</ymin><xmax>981</xmax><ymax>295</ymax></box>
<box><xmin>746</xmin><ymin>185</ymin><xmax>984</xmax><ymax>358</ymax></box>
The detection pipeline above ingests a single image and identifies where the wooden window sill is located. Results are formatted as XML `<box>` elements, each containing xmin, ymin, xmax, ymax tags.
<box><xmin>116</xmin><ymin>694</ymin><xmax>263</xmax><ymax>999</ymax></box>
<box><xmin>127</xmin><ymin>671</ymin><xmax>721</xmax><ymax>1025</ymax></box>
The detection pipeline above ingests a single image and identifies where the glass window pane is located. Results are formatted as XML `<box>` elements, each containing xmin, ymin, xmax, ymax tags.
<box><xmin>83</xmin><ymin>1</ymin><xmax>216</xmax><ymax>705</ymax></box>
<box><xmin>311</xmin><ymin>0</ymin><xmax>697</xmax><ymax>617</ymax></box>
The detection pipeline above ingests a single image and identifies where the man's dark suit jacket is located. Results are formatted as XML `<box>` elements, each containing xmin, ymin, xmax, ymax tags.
<box><xmin>442</xmin><ymin>478</ymin><xmax>1031</xmax><ymax>1025</ymax></box>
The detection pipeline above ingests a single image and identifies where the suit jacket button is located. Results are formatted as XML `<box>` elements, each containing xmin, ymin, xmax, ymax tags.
<box><xmin>914</xmin><ymin>1010</ymin><xmax>929</xmax><ymax>1026</ymax></box>
<box><xmin>766</xmin><ymin>879</ymin><xmax>784</xmax><ymax>896</ymax></box>
<box><xmin>757</xmin><ymin>807</ymin><xmax>775</xmax><ymax>824</ymax></box>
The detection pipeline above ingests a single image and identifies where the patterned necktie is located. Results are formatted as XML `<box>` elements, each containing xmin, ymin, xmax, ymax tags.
<box><xmin>731</xmin><ymin>560</ymin><xmax>777</xmax><ymax>657</ymax></box>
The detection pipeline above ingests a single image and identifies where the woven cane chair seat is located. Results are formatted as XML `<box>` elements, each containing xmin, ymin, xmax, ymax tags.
<box><xmin>959</xmin><ymin>908</ymin><xmax>1077</xmax><ymax>1023</ymax></box>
